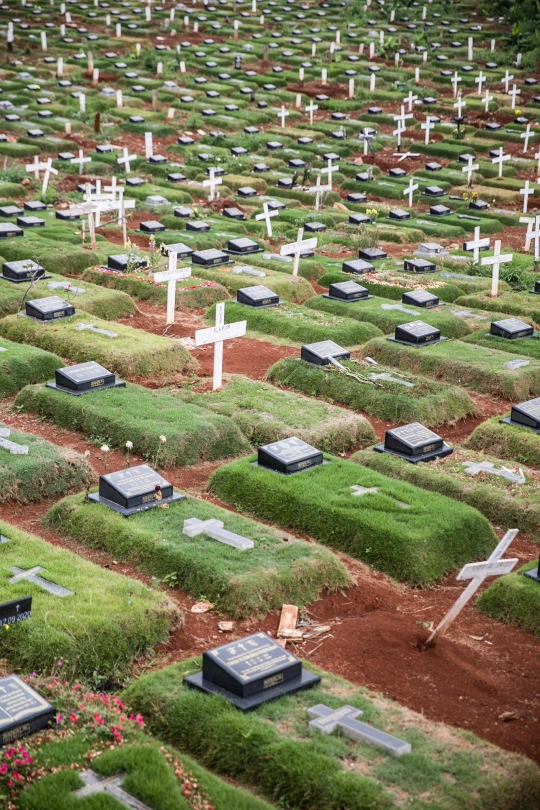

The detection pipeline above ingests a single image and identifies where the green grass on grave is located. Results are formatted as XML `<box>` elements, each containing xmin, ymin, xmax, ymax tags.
<box><xmin>455</xmin><ymin>291</ymin><xmax>540</xmax><ymax>328</ymax></box>
<box><xmin>209</xmin><ymin>454</ymin><xmax>496</xmax><ymax>586</ymax></box>
<box><xmin>362</xmin><ymin>336</ymin><xmax>540</xmax><ymax>399</ymax></box>
<box><xmin>46</xmin><ymin>491</ymin><xmax>349</xmax><ymax>618</ymax></box>
<box><xmin>476</xmin><ymin>563</ymin><xmax>540</xmax><ymax>638</ymax></box>
<box><xmin>15</xmin><ymin>382</ymin><xmax>250</xmax><ymax>465</ymax></box>
<box><xmin>207</xmin><ymin>301</ymin><xmax>383</xmax><ymax>346</ymax></box>
<box><xmin>0</xmin><ymin>235</ymin><xmax>102</xmax><ymax>275</ymax></box>
<box><xmin>179</xmin><ymin>263</ymin><xmax>315</xmax><ymax>304</ymax></box>
<box><xmin>266</xmin><ymin>357</ymin><xmax>476</xmax><ymax>426</ymax></box>
<box><xmin>0</xmin><ymin>312</ymin><xmax>197</xmax><ymax>382</ymax></box>
<box><xmin>175</xmin><ymin>375</ymin><xmax>375</xmax><ymax>452</ymax></box>
<box><xmin>0</xmin><ymin>520</ymin><xmax>177</xmax><ymax>681</ymax></box>
<box><xmin>463</xmin><ymin>331</ymin><xmax>540</xmax><ymax>360</ymax></box>
<box><xmin>123</xmin><ymin>657</ymin><xmax>540</xmax><ymax>810</ymax></box>
<box><xmin>0</xmin><ymin>337</ymin><xmax>62</xmax><ymax>399</ymax></box>
<box><xmin>0</xmin><ymin>425</ymin><xmax>94</xmax><ymax>503</ymax></box>
<box><xmin>0</xmin><ymin>272</ymin><xmax>136</xmax><ymax>321</ymax></box>
<box><xmin>350</xmin><ymin>446</ymin><xmax>540</xmax><ymax>543</ymax></box>
<box><xmin>465</xmin><ymin>417</ymin><xmax>540</xmax><ymax>468</ymax></box>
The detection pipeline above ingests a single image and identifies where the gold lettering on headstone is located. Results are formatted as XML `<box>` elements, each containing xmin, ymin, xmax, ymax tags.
<box><xmin>53</xmin><ymin>311</ymin><xmax>66</xmax><ymax>318</ymax></box>
<box><xmin>263</xmin><ymin>673</ymin><xmax>284</xmax><ymax>689</ymax></box>
<box><xmin>141</xmin><ymin>493</ymin><xmax>156</xmax><ymax>504</ymax></box>
<box><xmin>90</xmin><ymin>379</ymin><xmax>105</xmax><ymax>388</ymax></box>
<box><xmin>3</xmin><ymin>724</ymin><xmax>30</xmax><ymax>743</ymax></box>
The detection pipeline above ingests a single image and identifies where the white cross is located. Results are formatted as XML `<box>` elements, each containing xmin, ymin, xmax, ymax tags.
<box><xmin>502</xmin><ymin>70</ymin><xmax>514</xmax><ymax>93</ymax></box>
<box><xmin>183</xmin><ymin>517</ymin><xmax>254</xmax><ymax>550</ymax></box>
<box><xmin>277</xmin><ymin>105</ymin><xmax>289</xmax><ymax>128</ymax></box>
<box><xmin>394</xmin><ymin>105</ymin><xmax>413</xmax><ymax>131</ymax></box>
<box><xmin>393</xmin><ymin>123</ymin><xmax>405</xmax><ymax>150</ymax></box>
<box><xmin>403</xmin><ymin>90</ymin><xmax>418</xmax><ymax>112</ymax></box>
<box><xmin>71</xmin><ymin>149</ymin><xmax>91</xmax><ymax>175</ymax></box>
<box><xmin>424</xmin><ymin>530</ymin><xmax>519</xmax><ymax>648</ymax></box>
<box><xmin>535</xmin><ymin>149</ymin><xmax>540</xmax><ymax>181</ymax></box>
<box><xmin>421</xmin><ymin>116</ymin><xmax>435</xmax><ymax>145</ymax></box>
<box><xmin>194</xmin><ymin>302</ymin><xmax>247</xmax><ymax>391</ymax></box>
<box><xmin>8</xmin><ymin>566</ymin><xmax>74</xmax><ymax>598</ymax></box>
<box><xmin>42</xmin><ymin>158</ymin><xmax>58</xmax><ymax>194</ymax></box>
<box><xmin>203</xmin><ymin>167</ymin><xmax>222</xmax><ymax>201</ymax></box>
<box><xmin>153</xmin><ymin>254</ymin><xmax>192</xmax><ymax>325</ymax></box>
<box><xmin>359</xmin><ymin>130</ymin><xmax>375</xmax><ymax>156</ymax></box>
<box><xmin>255</xmin><ymin>202</ymin><xmax>279</xmax><ymax>237</ymax></box>
<box><xmin>280</xmin><ymin>227</ymin><xmax>317</xmax><ymax>277</ymax></box>
<box><xmin>508</xmin><ymin>83</ymin><xmax>521</xmax><ymax>110</ymax></box>
<box><xmin>117</xmin><ymin>147</ymin><xmax>136</xmax><ymax>174</ymax></box>
<box><xmin>521</xmin><ymin>123</ymin><xmax>532</xmax><ymax>153</ymax></box>
<box><xmin>462</xmin><ymin>155</ymin><xmax>479</xmax><ymax>187</ymax></box>
<box><xmin>73</xmin><ymin>769</ymin><xmax>152</xmax><ymax>809</ymax></box>
<box><xmin>403</xmin><ymin>177</ymin><xmax>419</xmax><ymax>208</ymax></box>
<box><xmin>520</xmin><ymin>216</ymin><xmax>535</xmax><ymax>253</ymax></box>
<box><xmin>25</xmin><ymin>155</ymin><xmax>45</xmax><ymax>180</ymax></box>
<box><xmin>481</xmin><ymin>240</ymin><xmax>513</xmax><ymax>297</ymax></box>
<box><xmin>453</xmin><ymin>94</ymin><xmax>466</xmax><ymax>120</ymax></box>
<box><xmin>466</xmin><ymin>226</ymin><xmax>490</xmax><ymax>263</ymax></box>
<box><xmin>492</xmin><ymin>146</ymin><xmax>511</xmax><ymax>179</ymax></box>
<box><xmin>520</xmin><ymin>179</ymin><xmax>534</xmax><ymax>214</ymax></box>
<box><xmin>451</xmin><ymin>71</ymin><xmax>461</xmax><ymax>97</ymax></box>
<box><xmin>475</xmin><ymin>71</ymin><xmax>485</xmax><ymax>95</ymax></box>
<box><xmin>144</xmin><ymin>131</ymin><xmax>153</xmax><ymax>159</ymax></box>
<box><xmin>308</xmin><ymin>704</ymin><xmax>411</xmax><ymax>757</ymax></box>
<box><xmin>308</xmin><ymin>175</ymin><xmax>331</xmax><ymax>210</ymax></box>
<box><xmin>393</xmin><ymin>151</ymin><xmax>419</xmax><ymax>162</ymax></box>
<box><xmin>320</xmin><ymin>158</ymin><xmax>338</xmax><ymax>190</ymax></box>
<box><xmin>305</xmin><ymin>100</ymin><xmax>318</xmax><ymax>125</ymax></box>
<box><xmin>521</xmin><ymin>213</ymin><xmax>540</xmax><ymax>261</ymax></box>
<box><xmin>483</xmin><ymin>88</ymin><xmax>493</xmax><ymax>113</ymax></box>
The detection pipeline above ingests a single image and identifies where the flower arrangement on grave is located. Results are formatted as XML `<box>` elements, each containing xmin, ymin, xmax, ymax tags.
<box><xmin>366</xmin><ymin>207</ymin><xmax>379</xmax><ymax>224</ymax></box>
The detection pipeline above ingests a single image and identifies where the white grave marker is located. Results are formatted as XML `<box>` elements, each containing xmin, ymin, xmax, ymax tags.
<box><xmin>481</xmin><ymin>239</ymin><xmax>513</xmax><ymax>297</ymax></box>
<box><xmin>183</xmin><ymin>517</ymin><xmax>254</xmax><ymax>550</ymax></box>
<box><xmin>153</xmin><ymin>254</ymin><xmax>192</xmax><ymax>325</ymax></box>
<box><xmin>194</xmin><ymin>302</ymin><xmax>247</xmax><ymax>390</ymax></box>
<box><xmin>280</xmin><ymin>228</ymin><xmax>317</xmax><ymax>277</ymax></box>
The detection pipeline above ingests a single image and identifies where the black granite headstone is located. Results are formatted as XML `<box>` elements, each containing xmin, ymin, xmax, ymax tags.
<box><xmin>186</xmin><ymin>220</ymin><xmax>210</xmax><ymax>232</ymax></box>
<box><xmin>402</xmin><ymin>290</ymin><xmax>440</xmax><ymax>308</ymax></box>
<box><xmin>0</xmin><ymin>675</ymin><xmax>56</xmax><ymax>746</ymax></box>
<box><xmin>192</xmin><ymin>248</ymin><xmax>230</xmax><ymax>268</ymax></box>
<box><xmin>490</xmin><ymin>318</ymin><xmax>534</xmax><ymax>340</ymax></box>
<box><xmin>2</xmin><ymin>259</ymin><xmax>48</xmax><ymax>283</ymax></box>
<box><xmin>358</xmin><ymin>247</ymin><xmax>387</xmax><ymax>261</ymax></box>
<box><xmin>25</xmin><ymin>296</ymin><xmax>75</xmax><ymax>321</ymax></box>
<box><xmin>225</xmin><ymin>238</ymin><xmax>262</xmax><ymax>255</ymax></box>
<box><xmin>403</xmin><ymin>258</ymin><xmax>436</xmax><ymax>273</ymax></box>
<box><xmin>0</xmin><ymin>223</ymin><xmax>23</xmax><ymax>238</ymax></box>
<box><xmin>327</xmin><ymin>281</ymin><xmax>370</xmax><ymax>301</ymax></box>
<box><xmin>184</xmin><ymin>631</ymin><xmax>320</xmax><ymax>710</ymax></box>
<box><xmin>342</xmin><ymin>258</ymin><xmax>374</xmax><ymax>274</ymax></box>
<box><xmin>48</xmin><ymin>361</ymin><xmax>125</xmax><ymax>396</ymax></box>
<box><xmin>392</xmin><ymin>320</ymin><xmax>441</xmax><ymax>346</ymax></box>
<box><xmin>375</xmin><ymin>422</ymin><xmax>453</xmax><ymax>463</ymax></box>
<box><xmin>501</xmin><ymin>398</ymin><xmax>540</xmax><ymax>433</ymax></box>
<box><xmin>237</xmin><ymin>285</ymin><xmax>279</xmax><ymax>307</ymax></box>
<box><xmin>0</xmin><ymin>596</ymin><xmax>32</xmax><ymax>629</ymax></box>
<box><xmin>258</xmin><ymin>437</ymin><xmax>323</xmax><ymax>474</ymax></box>
<box><xmin>301</xmin><ymin>339</ymin><xmax>350</xmax><ymax>366</ymax></box>
<box><xmin>88</xmin><ymin>464</ymin><xmax>184</xmax><ymax>516</ymax></box>
<box><xmin>140</xmin><ymin>221</ymin><xmax>166</xmax><ymax>234</ymax></box>
<box><xmin>107</xmin><ymin>254</ymin><xmax>148</xmax><ymax>272</ymax></box>
<box><xmin>160</xmin><ymin>242</ymin><xmax>193</xmax><ymax>260</ymax></box>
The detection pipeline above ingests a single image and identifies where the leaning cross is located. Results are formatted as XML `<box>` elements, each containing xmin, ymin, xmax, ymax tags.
<box><xmin>308</xmin><ymin>704</ymin><xmax>411</xmax><ymax>757</ymax></box>
<box><xmin>423</xmin><ymin>529</ymin><xmax>519</xmax><ymax>649</ymax></box>
<box><xmin>74</xmin><ymin>769</ymin><xmax>152</xmax><ymax>809</ymax></box>
<box><xmin>75</xmin><ymin>323</ymin><xmax>118</xmax><ymax>338</ymax></box>
<box><xmin>0</xmin><ymin>427</ymin><xmax>28</xmax><ymax>455</ymax></box>
<box><xmin>521</xmin><ymin>123</ymin><xmax>532</xmax><ymax>153</ymax></box>
<box><xmin>481</xmin><ymin>240</ymin><xmax>513</xmax><ymax>297</ymax></box>
<box><xmin>280</xmin><ymin>228</ymin><xmax>317</xmax><ymax>277</ymax></box>
<box><xmin>183</xmin><ymin>517</ymin><xmax>254</xmax><ymax>550</ymax></box>
<box><xmin>41</xmin><ymin>158</ymin><xmax>58</xmax><ymax>194</ymax></box>
<box><xmin>26</xmin><ymin>155</ymin><xmax>47</xmax><ymax>180</ymax></box>
<box><xmin>8</xmin><ymin>566</ymin><xmax>74</xmax><ymax>598</ymax></box>
<box><xmin>255</xmin><ymin>202</ymin><xmax>278</xmax><ymax>237</ymax></box>
<box><xmin>153</xmin><ymin>253</ymin><xmax>191</xmax><ymax>325</ymax></box>
<box><xmin>194</xmin><ymin>302</ymin><xmax>247</xmax><ymax>390</ymax></box>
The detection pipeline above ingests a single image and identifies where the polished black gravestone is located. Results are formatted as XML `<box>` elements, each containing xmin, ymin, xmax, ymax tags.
<box><xmin>237</xmin><ymin>285</ymin><xmax>279</xmax><ymax>307</ymax></box>
<box><xmin>47</xmin><ymin>361</ymin><xmax>125</xmax><ymax>396</ymax></box>
<box><xmin>88</xmin><ymin>464</ymin><xmax>184</xmax><ymax>517</ymax></box>
<box><xmin>107</xmin><ymin>254</ymin><xmax>148</xmax><ymax>272</ymax></box>
<box><xmin>301</xmin><ymin>339</ymin><xmax>350</xmax><ymax>366</ymax></box>
<box><xmin>349</xmin><ymin>213</ymin><xmax>370</xmax><ymax>226</ymax></box>
<box><xmin>140</xmin><ymin>221</ymin><xmax>166</xmax><ymax>234</ymax></box>
<box><xmin>0</xmin><ymin>675</ymin><xmax>56</xmax><ymax>746</ymax></box>
<box><xmin>342</xmin><ymin>258</ymin><xmax>374</xmax><ymax>274</ymax></box>
<box><xmin>402</xmin><ymin>290</ymin><xmax>440</xmax><ymax>308</ymax></box>
<box><xmin>191</xmin><ymin>248</ymin><xmax>230</xmax><ymax>268</ymax></box>
<box><xmin>160</xmin><ymin>242</ymin><xmax>193</xmax><ymax>260</ymax></box>
<box><xmin>0</xmin><ymin>223</ymin><xmax>23</xmax><ymax>238</ymax></box>
<box><xmin>326</xmin><ymin>281</ymin><xmax>370</xmax><ymax>302</ymax></box>
<box><xmin>501</xmin><ymin>398</ymin><xmax>540</xmax><ymax>434</ymax></box>
<box><xmin>375</xmin><ymin>422</ymin><xmax>453</xmax><ymax>463</ymax></box>
<box><xmin>403</xmin><ymin>258</ymin><xmax>436</xmax><ymax>273</ymax></box>
<box><xmin>358</xmin><ymin>247</ymin><xmax>387</xmax><ymax>261</ymax></box>
<box><xmin>225</xmin><ymin>238</ymin><xmax>262</xmax><ymax>256</ymax></box>
<box><xmin>258</xmin><ymin>437</ymin><xmax>323</xmax><ymax>475</ymax></box>
<box><xmin>25</xmin><ymin>296</ymin><xmax>75</xmax><ymax>321</ymax></box>
<box><xmin>490</xmin><ymin>318</ymin><xmax>534</xmax><ymax>340</ymax></box>
<box><xmin>1</xmin><ymin>259</ymin><xmax>49</xmax><ymax>283</ymax></box>
<box><xmin>0</xmin><ymin>596</ymin><xmax>32</xmax><ymax>629</ymax></box>
<box><xmin>390</xmin><ymin>320</ymin><xmax>442</xmax><ymax>346</ymax></box>
<box><xmin>186</xmin><ymin>221</ymin><xmax>210</xmax><ymax>233</ymax></box>
<box><xmin>184</xmin><ymin>631</ymin><xmax>320</xmax><ymax>710</ymax></box>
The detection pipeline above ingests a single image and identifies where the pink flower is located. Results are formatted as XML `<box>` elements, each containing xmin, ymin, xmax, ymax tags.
<box><xmin>70</xmin><ymin>714</ymin><xmax>78</xmax><ymax>723</ymax></box>
<box><xmin>56</xmin><ymin>714</ymin><xmax>63</xmax><ymax>724</ymax></box>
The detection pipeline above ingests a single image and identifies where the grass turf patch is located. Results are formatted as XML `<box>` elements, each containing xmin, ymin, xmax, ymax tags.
<box><xmin>266</xmin><ymin>357</ymin><xmax>476</xmax><ymax>427</ymax></box>
<box><xmin>0</xmin><ymin>425</ymin><xmax>94</xmax><ymax>503</ymax></box>
<box><xmin>454</xmin><ymin>291</ymin><xmax>540</xmax><ymax>327</ymax></box>
<box><xmin>0</xmin><ymin>337</ymin><xmax>62</xmax><ymax>399</ymax></box>
<box><xmin>208</xmin><ymin>454</ymin><xmax>496</xmax><ymax>586</ymax></box>
<box><xmin>362</xmin><ymin>337</ymin><xmax>540</xmax><ymax>399</ymax></box>
<box><xmin>350</xmin><ymin>446</ymin><xmax>540</xmax><ymax>543</ymax></box>
<box><xmin>182</xmin><ymin>263</ymin><xmax>315</xmax><ymax>303</ymax></box>
<box><xmin>0</xmin><ymin>313</ymin><xmax>197</xmax><ymax>382</ymax></box>
<box><xmin>207</xmin><ymin>301</ymin><xmax>383</xmax><ymax>346</ymax></box>
<box><xmin>12</xmin><ymin>679</ymin><xmax>275</xmax><ymax>810</ymax></box>
<box><xmin>303</xmin><ymin>295</ymin><xmax>474</xmax><ymax>339</ymax></box>
<box><xmin>462</xmin><ymin>331</ymin><xmax>540</xmax><ymax>360</ymax></box>
<box><xmin>15</xmin><ymin>382</ymin><xmax>250</xmax><ymax>466</ymax></box>
<box><xmin>476</xmin><ymin>563</ymin><xmax>540</xmax><ymax>638</ymax></box>
<box><xmin>45</xmin><ymin>492</ymin><xmax>349</xmax><ymax>619</ymax></box>
<box><xmin>0</xmin><ymin>520</ymin><xmax>177</xmax><ymax>682</ymax></box>
<box><xmin>123</xmin><ymin>657</ymin><xmax>540</xmax><ymax>810</ymax></box>
<box><xmin>175</xmin><ymin>375</ymin><xmax>376</xmax><ymax>453</ymax></box>
<box><xmin>465</xmin><ymin>417</ymin><xmax>540</xmax><ymax>468</ymax></box>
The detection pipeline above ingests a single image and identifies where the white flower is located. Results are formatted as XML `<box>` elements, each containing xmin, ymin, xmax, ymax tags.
<box><xmin>101</xmin><ymin>444</ymin><xmax>110</xmax><ymax>452</ymax></box>
<box><xmin>125</xmin><ymin>441</ymin><xmax>133</xmax><ymax>450</ymax></box>
<box><xmin>159</xmin><ymin>435</ymin><xmax>167</xmax><ymax>443</ymax></box>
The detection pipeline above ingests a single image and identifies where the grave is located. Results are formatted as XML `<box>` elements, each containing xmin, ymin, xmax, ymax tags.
<box><xmin>237</xmin><ymin>285</ymin><xmax>280</xmax><ymax>308</ymax></box>
<box><xmin>25</xmin><ymin>296</ymin><xmax>75</xmax><ymax>321</ymax></box>
<box><xmin>0</xmin><ymin>675</ymin><xmax>56</xmax><ymax>746</ymax></box>
<box><xmin>192</xmin><ymin>248</ymin><xmax>230</xmax><ymax>268</ymax></box>
<box><xmin>1</xmin><ymin>259</ymin><xmax>49</xmax><ymax>283</ymax></box>
<box><xmin>501</xmin><ymin>398</ymin><xmax>540</xmax><ymax>433</ymax></box>
<box><xmin>343</xmin><ymin>258</ymin><xmax>375</xmax><ymax>274</ymax></box>
<box><xmin>301</xmin><ymin>339</ymin><xmax>351</xmax><ymax>366</ymax></box>
<box><xmin>326</xmin><ymin>281</ymin><xmax>370</xmax><ymax>302</ymax></box>
<box><xmin>225</xmin><ymin>238</ymin><xmax>263</xmax><ymax>256</ymax></box>
<box><xmin>375</xmin><ymin>422</ymin><xmax>453</xmax><ymax>463</ymax></box>
<box><xmin>258</xmin><ymin>436</ymin><xmax>324</xmax><ymax>475</ymax></box>
<box><xmin>0</xmin><ymin>596</ymin><xmax>32</xmax><ymax>629</ymax></box>
<box><xmin>0</xmin><ymin>428</ymin><xmax>28</xmax><ymax>455</ymax></box>
<box><xmin>73</xmin><ymin>770</ymin><xmax>153</xmax><ymax>809</ymax></box>
<box><xmin>490</xmin><ymin>318</ymin><xmax>535</xmax><ymax>340</ymax></box>
<box><xmin>390</xmin><ymin>320</ymin><xmax>443</xmax><ymax>347</ymax></box>
<box><xmin>48</xmin><ymin>361</ymin><xmax>125</xmax><ymax>396</ymax></box>
<box><xmin>88</xmin><ymin>464</ymin><xmax>184</xmax><ymax>517</ymax></box>
<box><xmin>185</xmin><ymin>627</ymin><xmax>322</xmax><ymax>712</ymax></box>
<box><xmin>307</xmin><ymin>704</ymin><xmax>411</xmax><ymax>757</ymax></box>
<box><xmin>0</xmin><ymin>223</ymin><xmax>24</xmax><ymax>238</ymax></box>
<box><xmin>358</xmin><ymin>247</ymin><xmax>387</xmax><ymax>261</ymax></box>
<box><xmin>402</xmin><ymin>290</ymin><xmax>440</xmax><ymax>309</ymax></box>
<box><xmin>140</xmin><ymin>221</ymin><xmax>165</xmax><ymax>234</ymax></box>
<box><xmin>183</xmin><ymin>517</ymin><xmax>254</xmax><ymax>550</ymax></box>
<box><xmin>403</xmin><ymin>258</ymin><xmax>436</xmax><ymax>273</ymax></box>
<box><xmin>8</xmin><ymin>566</ymin><xmax>74</xmax><ymax>597</ymax></box>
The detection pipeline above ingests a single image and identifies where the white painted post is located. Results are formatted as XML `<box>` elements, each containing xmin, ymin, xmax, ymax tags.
<box><xmin>194</xmin><ymin>302</ymin><xmax>247</xmax><ymax>390</ymax></box>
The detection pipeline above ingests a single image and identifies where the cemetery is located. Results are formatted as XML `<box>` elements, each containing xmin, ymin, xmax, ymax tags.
<box><xmin>1</xmin><ymin>0</ymin><xmax>540</xmax><ymax>805</ymax></box>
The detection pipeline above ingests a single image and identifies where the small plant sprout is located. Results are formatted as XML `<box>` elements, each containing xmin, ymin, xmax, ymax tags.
<box><xmin>125</xmin><ymin>440</ymin><xmax>133</xmax><ymax>467</ymax></box>
<box><xmin>101</xmin><ymin>444</ymin><xmax>110</xmax><ymax>472</ymax></box>
<box><xmin>152</xmin><ymin>436</ymin><xmax>167</xmax><ymax>470</ymax></box>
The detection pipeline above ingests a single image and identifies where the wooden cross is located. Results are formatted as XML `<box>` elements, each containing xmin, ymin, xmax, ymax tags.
<box><xmin>421</xmin><ymin>116</ymin><xmax>435</xmax><ymax>145</ymax></box>
<box><xmin>153</xmin><ymin>253</ymin><xmax>192</xmax><ymax>325</ymax></box>
<box><xmin>144</xmin><ymin>131</ymin><xmax>153</xmax><ymax>159</ymax></box>
<box><xmin>521</xmin><ymin>123</ymin><xmax>532</xmax><ymax>153</ymax></box>
<box><xmin>194</xmin><ymin>302</ymin><xmax>247</xmax><ymax>390</ymax></box>
<box><xmin>305</xmin><ymin>100</ymin><xmax>318</xmax><ymax>125</ymax></box>
<box><xmin>520</xmin><ymin>179</ymin><xmax>534</xmax><ymax>214</ymax></box>
<box><xmin>453</xmin><ymin>94</ymin><xmax>466</xmax><ymax>120</ymax></box>
<box><xmin>41</xmin><ymin>158</ymin><xmax>58</xmax><ymax>194</ymax></box>
<box><xmin>451</xmin><ymin>71</ymin><xmax>461</xmax><ymax>96</ymax></box>
<box><xmin>255</xmin><ymin>202</ymin><xmax>278</xmax><ymax>237</ymax></box>
<box><xmin>475</xmin><ymin>70</ymin><xmax>485</xmax><ymax>95</ymax></box>
<box><xmin>203</xmin><ymin>167</ymin><xmax>222</xmax><ymax>202</ymax></box>
<box><xmin>73</xmin><ymin>769</ymin><xmax>152</xmax><ymax>809</ymax></box>
<box><xmin>26</xmin><ymin>155</ymin><xmax>44</xmax><ymax>180</ymax></box>
<box><xmin>483</xmin><ymin>88</ymin><xmax>493</xmax><ymax>113</ymax></box>
<box><xmin>466</xmin><ymin>226</ymin><xmax>490</xmax><ymax>263</ymax></box>
<box><xmin>403</xmin><ymin>177</ymin><xmax>419</xmax><ymax>208</ymax></box>
<box><xmin>280</xmin><ymin>227</ymin><xmax>317</xmax><ymax>277</ymax></box>
<box><xmin>462</xmin><ymin>155</ymin><xmax>479</xmax><ymax>188</ymax></box>
<box><xmin>277</xmin><ymin>105</ymin><xmax>289</xmax><ymax>128</ymax></box>
<box><xmin>481</xmin><ymin>240</ymin><xmax>513</xmax><ymax>297</ymax></box>
<box><xmin>492</xmin><ymin>146</ymin><xmax>511</xmax><ymax>179</ymax></box>
<box><xmin>502</xmin><ymin>70</ymin><xmax>514</xmax><ymax>93</ymax></box>
<box><xmin>423</xmin><ymin>530</ymin><xmax>519</xmax><ymax>648</ymax></box>
<box><xmin>320</xmin><ymin>158</ymin><xmax>338</xmax><ymax>190</ymax></box>
<box><xmin>308</xmin><ymin>175</ymin><xmax>331</xmax><ymax>210</ymax></box>
<box><xmin>71</xmin><ymin>149</ymin><xmax>91</xmax><ymax>175</ymax></box>
<box><xmin>117</xmin><ymin>147</ymin><xmax>137</xmax><ymax>174</ymax></box>
<box><xmin>403</xmin><ymin>90</ymin><xmax>418</xmax><ymax>112</ymax></box>
<box><xmin>508</xmin><ymin>83</ymin><xmax>521</xmax><ymax>110</ymax></box>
